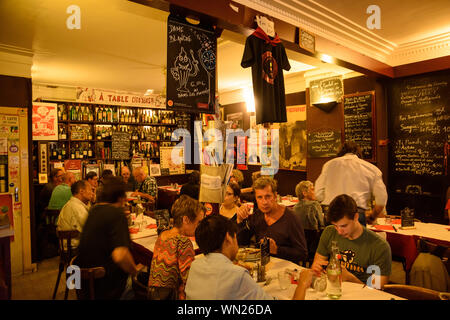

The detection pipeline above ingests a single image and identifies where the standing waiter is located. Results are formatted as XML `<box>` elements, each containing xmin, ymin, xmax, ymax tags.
<box><xmin>314</xmin><ymin>141</ymin><xmax>388</xmax><ymax>226</ymax></box>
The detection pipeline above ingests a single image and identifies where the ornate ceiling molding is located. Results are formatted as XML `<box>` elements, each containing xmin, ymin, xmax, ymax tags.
<box><xmin>235</xmin><ymin>0</ymin><xmax>450</xmax><ymax>67</ymax></box>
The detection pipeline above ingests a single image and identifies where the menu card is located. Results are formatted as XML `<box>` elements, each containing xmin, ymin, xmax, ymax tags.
<box><xmin>400</xmin><ymin>207</ymin><xmax>415</xmax><ymax>229</ymax></box>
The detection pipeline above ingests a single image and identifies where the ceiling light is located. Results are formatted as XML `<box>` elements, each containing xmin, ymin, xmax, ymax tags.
<box><xmin>244</xmin><ymin>87</ymin><xmax>255</xmax><ymax>113</ymax></box>
<box><xmin>320</xmin><ymin>54</ymin><xmax>334</xmax><ymax>64</ymax></box>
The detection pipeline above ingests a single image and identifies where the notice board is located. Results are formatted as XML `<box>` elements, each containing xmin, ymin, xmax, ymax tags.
<box><xmin>166</xmin><ymin>15</ymin><xmax>216</xmax><ymax>114</ymax></box>
<box><xmin>307</xmin><ymin>129</ymin><xmax>341</xmax><ymax>158</ymax></box>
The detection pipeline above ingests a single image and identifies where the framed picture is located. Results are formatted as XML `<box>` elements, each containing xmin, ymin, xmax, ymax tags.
<box><xmin>226</xmin><ymin>112</ymin><xmax>243</xmax><ymax>130</ymax></box>
<box><xmin>150</xmin><ymin>163</ymin><xmax>161</xmax><ymax>177</ymax></box>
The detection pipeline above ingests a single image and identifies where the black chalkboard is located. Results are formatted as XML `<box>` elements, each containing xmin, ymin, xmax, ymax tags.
<box><xmin>307</xmin><ymin>130</ymin><xmax>341</xmax><ymax>158</ymax></box>
<box><xmin>310</xmin><ymin>76</ymin><xmax>343</xmax><ymax>105</ymax></box>
<box><xmin>166</xmin><ymin>15</ymin><xmax>216</xmax><ymax>114</ymax></box>
<box><xmin>112</xmin><ymin>132</ymin><xmax>130</xmax><ymax>160</ymax></box>
<box><xmin>387</xmin><ymin>70</ymin><xmax>450</xmax><ymax>221</ymax></box>
<box><xmin>343</xmin><ymin>91</ymin><xmax>375</xmax><ymax>160</ymax></box>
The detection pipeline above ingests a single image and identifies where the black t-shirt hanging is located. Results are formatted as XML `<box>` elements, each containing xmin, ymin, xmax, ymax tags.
<box><xmin>241</xmin><ymin>27</ymin><xmax>291</xmax><ymax>125</ymax></box>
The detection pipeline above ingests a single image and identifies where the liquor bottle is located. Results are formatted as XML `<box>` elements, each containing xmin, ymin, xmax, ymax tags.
<box><xmin>62</xmin><ymin>105</ymin><xmax>68</xmax><ymax>121</ymax></box>
<box><xmin>107</xmin><ymin>107</ymin><xmax>112</xmax><ymax>122</ymax></box>
<box><xmin>82</xmin><ymin>106</ymin><xmax>88</xmax><ymax>121</ymax></box>
<box><xmin>88</xmin><ymin>106</ymin><xmax>94</xmax><ymax>121</ymax></box>
<box><xmin>102</xmin><ymin>107</ymin><xmax>107</xmax><ymax>122</ymax></box>
<box><xmin>154</xmin><ymin>142</ymin><xmax>159</xmax><ymax>158</ymax></box>
<box><xmin>96</xmin><ymin>127</ymin><xmax>102</xmax><ymax>140</ymax></box>
<box><xmin>58</xmin><ymin>105</ymin><xmax>62</xmax><ymax>120</ymax></box>
<box><xmin>78</xmin><ymin>105</ymin><xmax>83</xmax><ymax>121</ymax></box>
<box><xmin>70</xmin><ymin>146</ymin><xmax>75</xmax><ymax>159</ymax></box>
<box><xmin>88</xmin><ymin>143</ymin><xmax>93</xmax><ymax>158</ymax></box>
<box><xmin>140</xmin><ymin>127</ymin><xmax>145</xmax><ymax>140</ymax></box>
<box><xmin>87</xmin><ymin>128</ymin><xmax>92</xmax><ymax>140</ymax></box>
<box><xmin>82</xmin><ymin>144</ymin><xmax>88</xmax><ymax>158</ymax></box>
<box><xmin>61</xmin><ymin>143</ymin><xmax>66</xmax><ymax>158</ymax></box>
<box><xmin>101</xmin><ymin>127</ymin><xmax>106</xmax><ymax>139</ymax></box>
<box><xmin>57</xmin><ymin>145</ymin><xmax>62</xmax><ymax>160</ymax></box>
<box><xmin>120</xmin><ymin>109</ymin><xmax>124</xmax><ymax>122</ymax></box>
<box><xmin>326</xmin><ymin>241</ymin><xmax>342</xmax><ymax>299</ymax></box>
<box><xmin>75</xmin><ymin>143</ymin><xmax>81</xmax><ymax>159</ymax></box>
<box><xmin>113</xmin><ymin>107</ymin><xmax>118</xmax><ymax>122</ymax></box>
<box><xmin>51</xmin><ymin>144</ymin><xmax>57</xmax><ymax>159</ymax></box>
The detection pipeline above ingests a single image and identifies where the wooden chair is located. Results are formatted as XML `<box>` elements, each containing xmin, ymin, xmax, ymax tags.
<box><xmin>417</xmin><ymin>237</ymin><xmax>450</xmax><ymax>274</ymax></box>
<box><xmin>52</xmin><ymin>230</ymin><xmax>80</xmax><ymax>300</ymax></box>
<box><xmin>69</xmin><ymin>256</ymin><xmax>105</xmax><ymax>300</ymax></box>
<box><xmin>383</xmin><ymin>284</ymin><xmax>445</xmax><ymax>300</ymax></box>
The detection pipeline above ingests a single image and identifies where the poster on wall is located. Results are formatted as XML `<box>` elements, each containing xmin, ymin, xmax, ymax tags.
<box><xmin>226</xmin><ymin>112</ymin><xmax>243</xmax><ymax>130</ymax></box>
<box><xmin>166</xmin><ymin>14</ymin><xmax>216</xmax><ymax>114</ymax></box>
<box><xmin>160</xmin><ymin>146</ymin><xmax>185</xmax><ymax>175</ymax></box>
<box><xmin>32</xmin><ymin>102</ymin><xmax>58</xmax><ymax>140</ymax></box>
<box><xmin>272</xmin><ymin>105</ymin><xmax>307</xmax><ymax>171</ymax></box>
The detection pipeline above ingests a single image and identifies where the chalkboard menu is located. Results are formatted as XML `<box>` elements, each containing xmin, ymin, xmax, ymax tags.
<box><xmin>307</xmin><ymin>130</ymin><xmax>341</xmax><ymax>158</ymax></box>
<box><xmin>343</xmin><ymin>91</ymin><xmax>375</xmax><ymax>160</ymax></box>
<box><xmin>389</xmin><ymin>72</ymin><xmax>449</xmax><ymax>177</ymax></box>
<box><xmin>387</xmin><ymin>70</ymin><xmax>449</xmax><ymax>220</ymax></box>
<box><xmin>112</xmin><ymin>131</ymin><xmax>130</xmax><ymax>160</ymax></box>
<box><xmin>310</xmin><ymin>76</ymin><xmax>343</xmax><ymax>105</ymax></box>
<box><xmin>166</xmin><ymin>15</ymin><xmax>216</xmax><ymax>114</ymax></box>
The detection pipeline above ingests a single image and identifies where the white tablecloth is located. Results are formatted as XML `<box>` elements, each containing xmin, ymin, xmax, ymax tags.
<box><xmin>133</xmin><ymin>232</ymin><xmax>199</xmax><ymax>252</ymax></box>
<box><xmin>261</xmin><ymin>257</ymin><xmax>404</xmax><ymax>300</ymax></box>
<box><xmin>129</xmin><ymin>216</ymin><xmax>158</xmax><ymax>240</ymax></box>
<box><xmin>370</xmin><ymin>218</ymin><xmax>450</xmax><ymax>244</ymax></box>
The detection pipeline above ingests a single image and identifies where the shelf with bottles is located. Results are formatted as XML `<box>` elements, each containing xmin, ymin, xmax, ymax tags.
<box><xmin>56</xmin><ymin>102</ymin><xmax>179</xmax><ymax>126</ymax></box>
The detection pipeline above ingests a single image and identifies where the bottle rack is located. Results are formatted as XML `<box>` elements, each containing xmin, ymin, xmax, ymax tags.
<box><xmin>43</xmin><ymin>101</ymin><xmax>190</xmax><ymax>163</ymax></box>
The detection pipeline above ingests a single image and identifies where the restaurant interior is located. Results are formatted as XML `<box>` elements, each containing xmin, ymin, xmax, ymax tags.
<box><xmin>0</xmin><ymin>0</ymin><xmax>449</xmax><ymax>301</ymax></box>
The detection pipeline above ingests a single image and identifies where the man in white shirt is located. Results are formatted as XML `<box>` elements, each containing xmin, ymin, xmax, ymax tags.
<box><xmin>185</xmin><ymin>214</ymin><xmax>313</xmax><ymax>300</ymax></box>
<box><xmin>57</xmin><ymin>180</ymin><xmax>94</xmax><ymax>247</ymax></box>
<box><xmin>315</xmin><ymin>141</ymin><xmax>387</xmax><ymax>226</ymax></box>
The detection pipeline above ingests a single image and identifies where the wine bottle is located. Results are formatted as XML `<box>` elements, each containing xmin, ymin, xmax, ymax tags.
<box><xmin>120</xmin><ymin>109</ymin><xmax>124</xmax><ymax>122</ymax></box>
<box><xmin>107</xmin><ymin>107</ymin><xmax>112</xmax><ymax>122</ymax></box>
<box><xmin>62</xmin><ymin>143</ymin><xmax>66</xmax><ymax>158</ymax></box>
<box><xmin>326</xmin><ymin>241</ymin><xmax>342</xmax><ymax>299</ymax></box>
<box><xmin>102</xmin><ymin>107</ymin><xmax>107</xmax><ymax>122</ymax></box>
<box><xmin>62</xmin><ymin>105</ymin><xmax>68</xmax><ymax>121</ymax></box>
<box><xmin>88</xmin><ymin>143</ymin><xmax>93</xmax><ymax>158</ymax></box>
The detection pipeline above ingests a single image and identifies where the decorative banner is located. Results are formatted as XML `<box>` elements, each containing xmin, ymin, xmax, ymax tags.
<box><xmin>166</xmin><ymin>14</ymin><xmax>216</xmax><ymax>114</ymax></box>
<box><xmin>32</xmin><ymin>102</ymin><xmax>58</xmax><ymax>140</ymax></box>
<box><xmin>75</xmin><ymin>87</ymin><xmax>165</xmax><ymax>108</ymax></box>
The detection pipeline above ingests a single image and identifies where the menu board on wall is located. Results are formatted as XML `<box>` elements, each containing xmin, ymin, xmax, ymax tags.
<box><xmin>166</xmin><ymin>15</ymin><xmax>216</xmax><ymax>114</ymax></box>
<box><xmin>343</xmin><ymin>91</ymin><xmax>375</xmax><ymax>160</ymax></box>
<box><xmin>387</xmin><ymin>70</ymin><xmax>449</xmax><ymax>213</ymax></box>
<box><xmin>307</xmin><ymin>130</ymin><xmax>341</xmax><ymax>158</ymax></box>
<box><xmin>309</xmin><ymin>76</ymin><xmax>343</xmax><ymax>105</ymax></box>
<box><xmin>112</xmin><ymin>131</ymin><xmax>130</xmax><ymax>160</ymax></box>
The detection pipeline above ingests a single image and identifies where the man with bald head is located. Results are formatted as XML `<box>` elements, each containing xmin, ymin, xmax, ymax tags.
<box><xmin>131</xmin><ymin>167</ymin><xmax>157</xmax><ymax>204</ymax></box>
<box><xmin>120</xmin><ymin>166</ymin><xmax>135</xmax><ymax>192</ymax></box>
<box><xmin>48</xmin><ymin>171</ymin><xmax>77</xmax><ymax>210</ymax></box>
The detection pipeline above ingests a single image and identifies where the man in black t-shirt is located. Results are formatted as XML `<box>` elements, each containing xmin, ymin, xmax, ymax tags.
<box><xmin>77</xmin><ymin>177</ymin><xmax>142</xmax><ymax>299</ymax></box>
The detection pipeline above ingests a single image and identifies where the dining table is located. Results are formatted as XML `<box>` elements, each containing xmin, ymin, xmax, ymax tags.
<box><xmin>368</xmin><ymin>217</ymin><xmax>450</xmax><ymax>272</ymax></box>
<box><xmin>259</xmin><ymin>257</ymin><xmax>404</xmax><ymax>300</ymax></box>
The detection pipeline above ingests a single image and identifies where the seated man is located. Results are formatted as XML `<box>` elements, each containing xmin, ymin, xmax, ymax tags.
<box><xmin>236</xmin><ymin>177</ymin><xmax>308</xmax><ymax>264</ymax></box>
<box><xmin>56</xmin><ymin>180</ymin><xmax>94</xmax><ymax>247</ymax></box>
<box><xmin>120</xmin><ymin>166</ymin><xmax>135</xmax><ymax>192</ymax></box>
<box><xmin>131</xmin><ymin>167</ymin><xmax>157</xmax><ymax>204</ymax></box>
<box><xmin>48</xmin><ymin>172</ymin><xmax>76</xmax><ymax>210</ymax></box>
<box><xmin>77</xmin><ymin>177</ymin><xmax>142</xmax><ymax>299</ymax></box>
<box><xmin>311</xmin><ymin>194</ymin><xmax>392</xmax><ymax>289</ymax></box>
<box><xmin>85</xmin><ymin>171</ymin><xmax>98</xmax><ymax>203</ymax></box>
<box><xmin>293</xmin><ymin>180</ymin><xmax>325</xmax><ymax>262</ymax></box>
<box><xmin>185</xmin><ymin>214</ymin><xmax>313</xmax><ymax>300</ymax></box>
<box><xmin>180</xmin><ymin>170</ymin><xmax>200</xmax><ymax>200</ymax></box>
<box><xmin>38</xmin><ymin>168</ymin><xmax>64</xmax><ymax>215</ymax></box>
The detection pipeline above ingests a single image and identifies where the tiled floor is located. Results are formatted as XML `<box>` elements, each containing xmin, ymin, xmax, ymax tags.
<box><xmin>12</xmin><ymin>256</ymin><xmax>77</xmax><ymax>300</ymax></box>
<box><xmin>11</xmin><ymin>257</ymin><xmax>406</xmax><ymax>300</ymax></box>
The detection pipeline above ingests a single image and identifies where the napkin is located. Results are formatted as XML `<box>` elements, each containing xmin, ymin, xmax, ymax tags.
<box><xmin>391</xmin><ymin>219</ymin><xmax>401</xmax><ymax>224</ymax></box>
<box><xmin>146</xmin><ymin>224</ymin><xmax>157</xmax><ymax>229</ymax></box>
<box><xmin>129</xmin><ymin>227</ymin><xmax>139</xmax><ymax>234</ymax></box>
<box><xmin>373</xmin><ymin>225</ymin><xmax>395</xmax><ymax>231</ymax></box>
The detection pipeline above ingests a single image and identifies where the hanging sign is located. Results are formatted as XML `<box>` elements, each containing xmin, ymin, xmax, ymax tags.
<box><xmin>166</xmin><ymin>14</ymin><xmax>216</xmax><ymax>114</ymax></box>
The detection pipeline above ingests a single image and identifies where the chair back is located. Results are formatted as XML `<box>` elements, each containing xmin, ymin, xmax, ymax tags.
<box><xmin>383</xmin><ymin>284</ymin><xmax>443</xmax><ymax>300</ymax></box>
<box><xmin>57</xmin><ymin>230</ymin><xmax>80</xmax><ymax>264</ymax></box>
<box><xmin>70</xmin><ymin>256</ymin><xmax>105</xmax><ymax>300</ymax></box>
<box><xmin>417</xmin><ymin>237</ymin><xmax>450</xmax><ymax>273</ymax></box>
<box><xmin>43</xmin><ymin>208</ymin><xmax>61</xmax><ymax>225</ymax></box>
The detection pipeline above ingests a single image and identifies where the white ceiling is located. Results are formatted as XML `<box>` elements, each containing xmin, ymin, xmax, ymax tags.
<box><xmin>1</xmin><ymin>0</ymin><xmax>447</xmax><ymax>96</ymax></box>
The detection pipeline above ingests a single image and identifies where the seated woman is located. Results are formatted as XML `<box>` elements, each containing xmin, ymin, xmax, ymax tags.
<box><xmin>219</xmin><ymin>182</ymin><xmax>241</xmax><ymax>219</ymax></box>
<box><xmin>147</xmin><ymin>195</ymin><xmax>205</xmax><ymax>300</ymax></box>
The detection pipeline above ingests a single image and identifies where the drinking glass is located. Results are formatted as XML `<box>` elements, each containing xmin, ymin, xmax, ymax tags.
<box><xmin>312</xmin><ymin>273</ymin><xmax>327</xmax><ymax>292</ymax></box>
<box><xmin>278</xmin><ymin>270</ymin><xmax>291</xmax><ymax>290</ymax></box>
<box><xmin>385</xmin><ymin>216</ymin><xmax>392</xmax><ymax>225</ymax></box>
<box><xmin>246</xmin><ymin>202</ymin><xmax>254</xmax><ymax>215</ymax></box>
